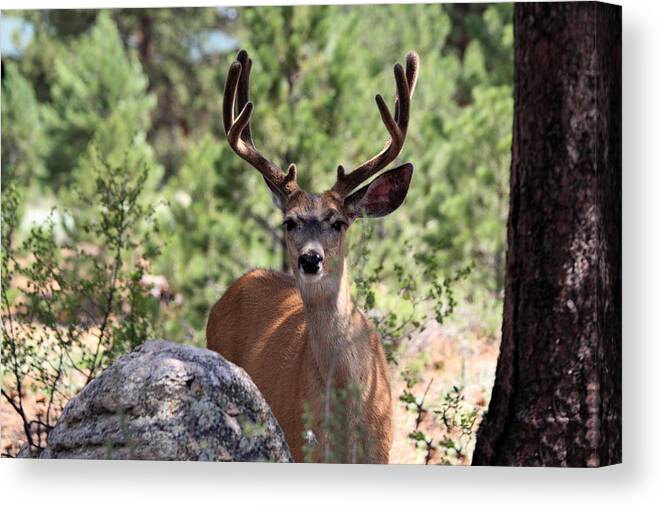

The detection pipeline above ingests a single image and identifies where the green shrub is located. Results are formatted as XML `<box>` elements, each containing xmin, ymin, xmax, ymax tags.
<box><xmin>1</xmin><ymin>153</ymin><xmax>161</xmax><ymax>456</ymax></box>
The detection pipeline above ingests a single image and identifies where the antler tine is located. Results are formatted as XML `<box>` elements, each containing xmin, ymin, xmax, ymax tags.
<box><xmin>222</xmin><ymin>60</ymin><xmax>241</xmax><ymax>135</ymax></box>
<box><xmin>397</xmin><ymin>51</ymin><xmax>420</xmax><ymax>122</ymax></box>
<box><xmin>235</xmin><ymin>50</ymin><xmax>253</xmax><ymax>144</ymax></box>
<box><xmin>333</xmin><ymin>51</ymin><xmax>419</xmax><ymax>197</ymax></box>
<box><xmin>223</xmin><ymin>50</ymin><xmax>298</xmax><ymax>197</ymax></box>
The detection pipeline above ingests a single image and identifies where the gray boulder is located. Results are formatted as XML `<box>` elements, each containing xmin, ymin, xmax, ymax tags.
<box><xmin>35</xmin><ymin>340</ymin><xmax>292</xmax><ymax>462</ymax></box>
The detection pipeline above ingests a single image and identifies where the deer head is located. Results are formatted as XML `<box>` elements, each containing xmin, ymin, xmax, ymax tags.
<box><xmin>223</xmin><ymin>50</ymin><xmax>419</xmax><ymax>287</ymax></box>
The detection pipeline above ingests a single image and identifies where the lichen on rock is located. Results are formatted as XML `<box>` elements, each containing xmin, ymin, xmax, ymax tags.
<box><xmin>29</xmin><ymin>340</ymin><xmax>291</xmax><ymax>462</ymax></box>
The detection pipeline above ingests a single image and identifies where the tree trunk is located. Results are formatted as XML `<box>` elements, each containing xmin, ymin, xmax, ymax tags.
<box><xmin>472</xmin><ymin>2</ymin><xmax>621</xmax><ymax>467</ymax></box>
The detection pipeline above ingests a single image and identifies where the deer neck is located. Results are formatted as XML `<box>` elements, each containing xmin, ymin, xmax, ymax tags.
<box><xmin>298</xmin><ymin>260</ymin><xmax>363</xmax><ymax>384</ymax></box>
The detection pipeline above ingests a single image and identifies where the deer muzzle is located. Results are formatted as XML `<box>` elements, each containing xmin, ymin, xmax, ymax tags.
<box><xmin>299</xmin><ymin>252</ymin><xmax>324</xmax><ymax>275</ymax></box>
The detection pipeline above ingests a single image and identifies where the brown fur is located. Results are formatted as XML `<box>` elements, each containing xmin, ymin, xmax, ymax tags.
<box><xmin>206</xmin><ymin>265</ymin><xmax>392</xmax><ymax>463</ymax></box>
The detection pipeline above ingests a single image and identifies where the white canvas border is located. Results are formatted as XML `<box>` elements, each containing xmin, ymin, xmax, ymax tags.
<box><xmin>1</xmin><ymin>0</ymin><xmax>658</xmax><ymax>505</ymax></box>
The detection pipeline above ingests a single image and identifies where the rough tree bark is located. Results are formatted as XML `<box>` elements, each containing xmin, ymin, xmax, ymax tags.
<box><xmin>472</xmin><ymin>2</ymin><xmax>621</xmax><ymax>467</ymax></box>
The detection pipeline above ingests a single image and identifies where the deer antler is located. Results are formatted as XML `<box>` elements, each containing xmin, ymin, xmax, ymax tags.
<box><xmin>223</xmin><ymin>50</ymin><xmax>298</xmax><ymax>197</ymax></box>
<box><xmin>332</xmin><ymin>51</ymin><xmax>419</xmax><ymax>197</ymax></box>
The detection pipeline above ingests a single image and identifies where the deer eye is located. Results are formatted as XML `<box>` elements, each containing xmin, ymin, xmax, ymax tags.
<box><xmin>283</xmin><ymin>219</ymin><xmax>297</xmax><ymax>231</ymax></box>
<box><xmin>332</xmin><ymin>221</ymin><xmax>346</xmax><ymax>232</ymax></box>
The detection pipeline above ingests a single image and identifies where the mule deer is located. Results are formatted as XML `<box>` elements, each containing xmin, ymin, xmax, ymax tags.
<box><xmin>207</xmin><ymin>49</ymin><xmax>419</xmax><ymax>463</ymax></box>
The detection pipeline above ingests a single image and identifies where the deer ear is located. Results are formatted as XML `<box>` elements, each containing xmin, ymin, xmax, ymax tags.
<box><xmin>344</xmin><ymin>163</ymin><xmax>413</xmax><ymax>220</ymax></box>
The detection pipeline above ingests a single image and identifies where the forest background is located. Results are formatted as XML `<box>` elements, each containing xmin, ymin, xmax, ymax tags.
<box><xmin>1</xmin><ymin>3</ymin><xmax>513</xmax><ymax>464</ymax></box>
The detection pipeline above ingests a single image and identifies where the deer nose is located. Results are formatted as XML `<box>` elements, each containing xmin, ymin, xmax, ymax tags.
<box><xmin>299</xmin><ymin>252</ymin><xmax>323</xmax><ymax>275</ymax></box>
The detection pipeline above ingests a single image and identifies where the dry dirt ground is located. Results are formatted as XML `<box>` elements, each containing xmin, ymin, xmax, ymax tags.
<box><xmin>389</xmin><ymin>318</ymin><xmax>499</xmax><ymax>465</ymax></box>
<box><xmin>2</xmin><ymin>320</ymin><xmax>499</xmax><ymax>463</ymax></box>
<box><xmin>1</xmin><ymin>389</ymin><xmax>53</xmax><ymax>456</ymax></box>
